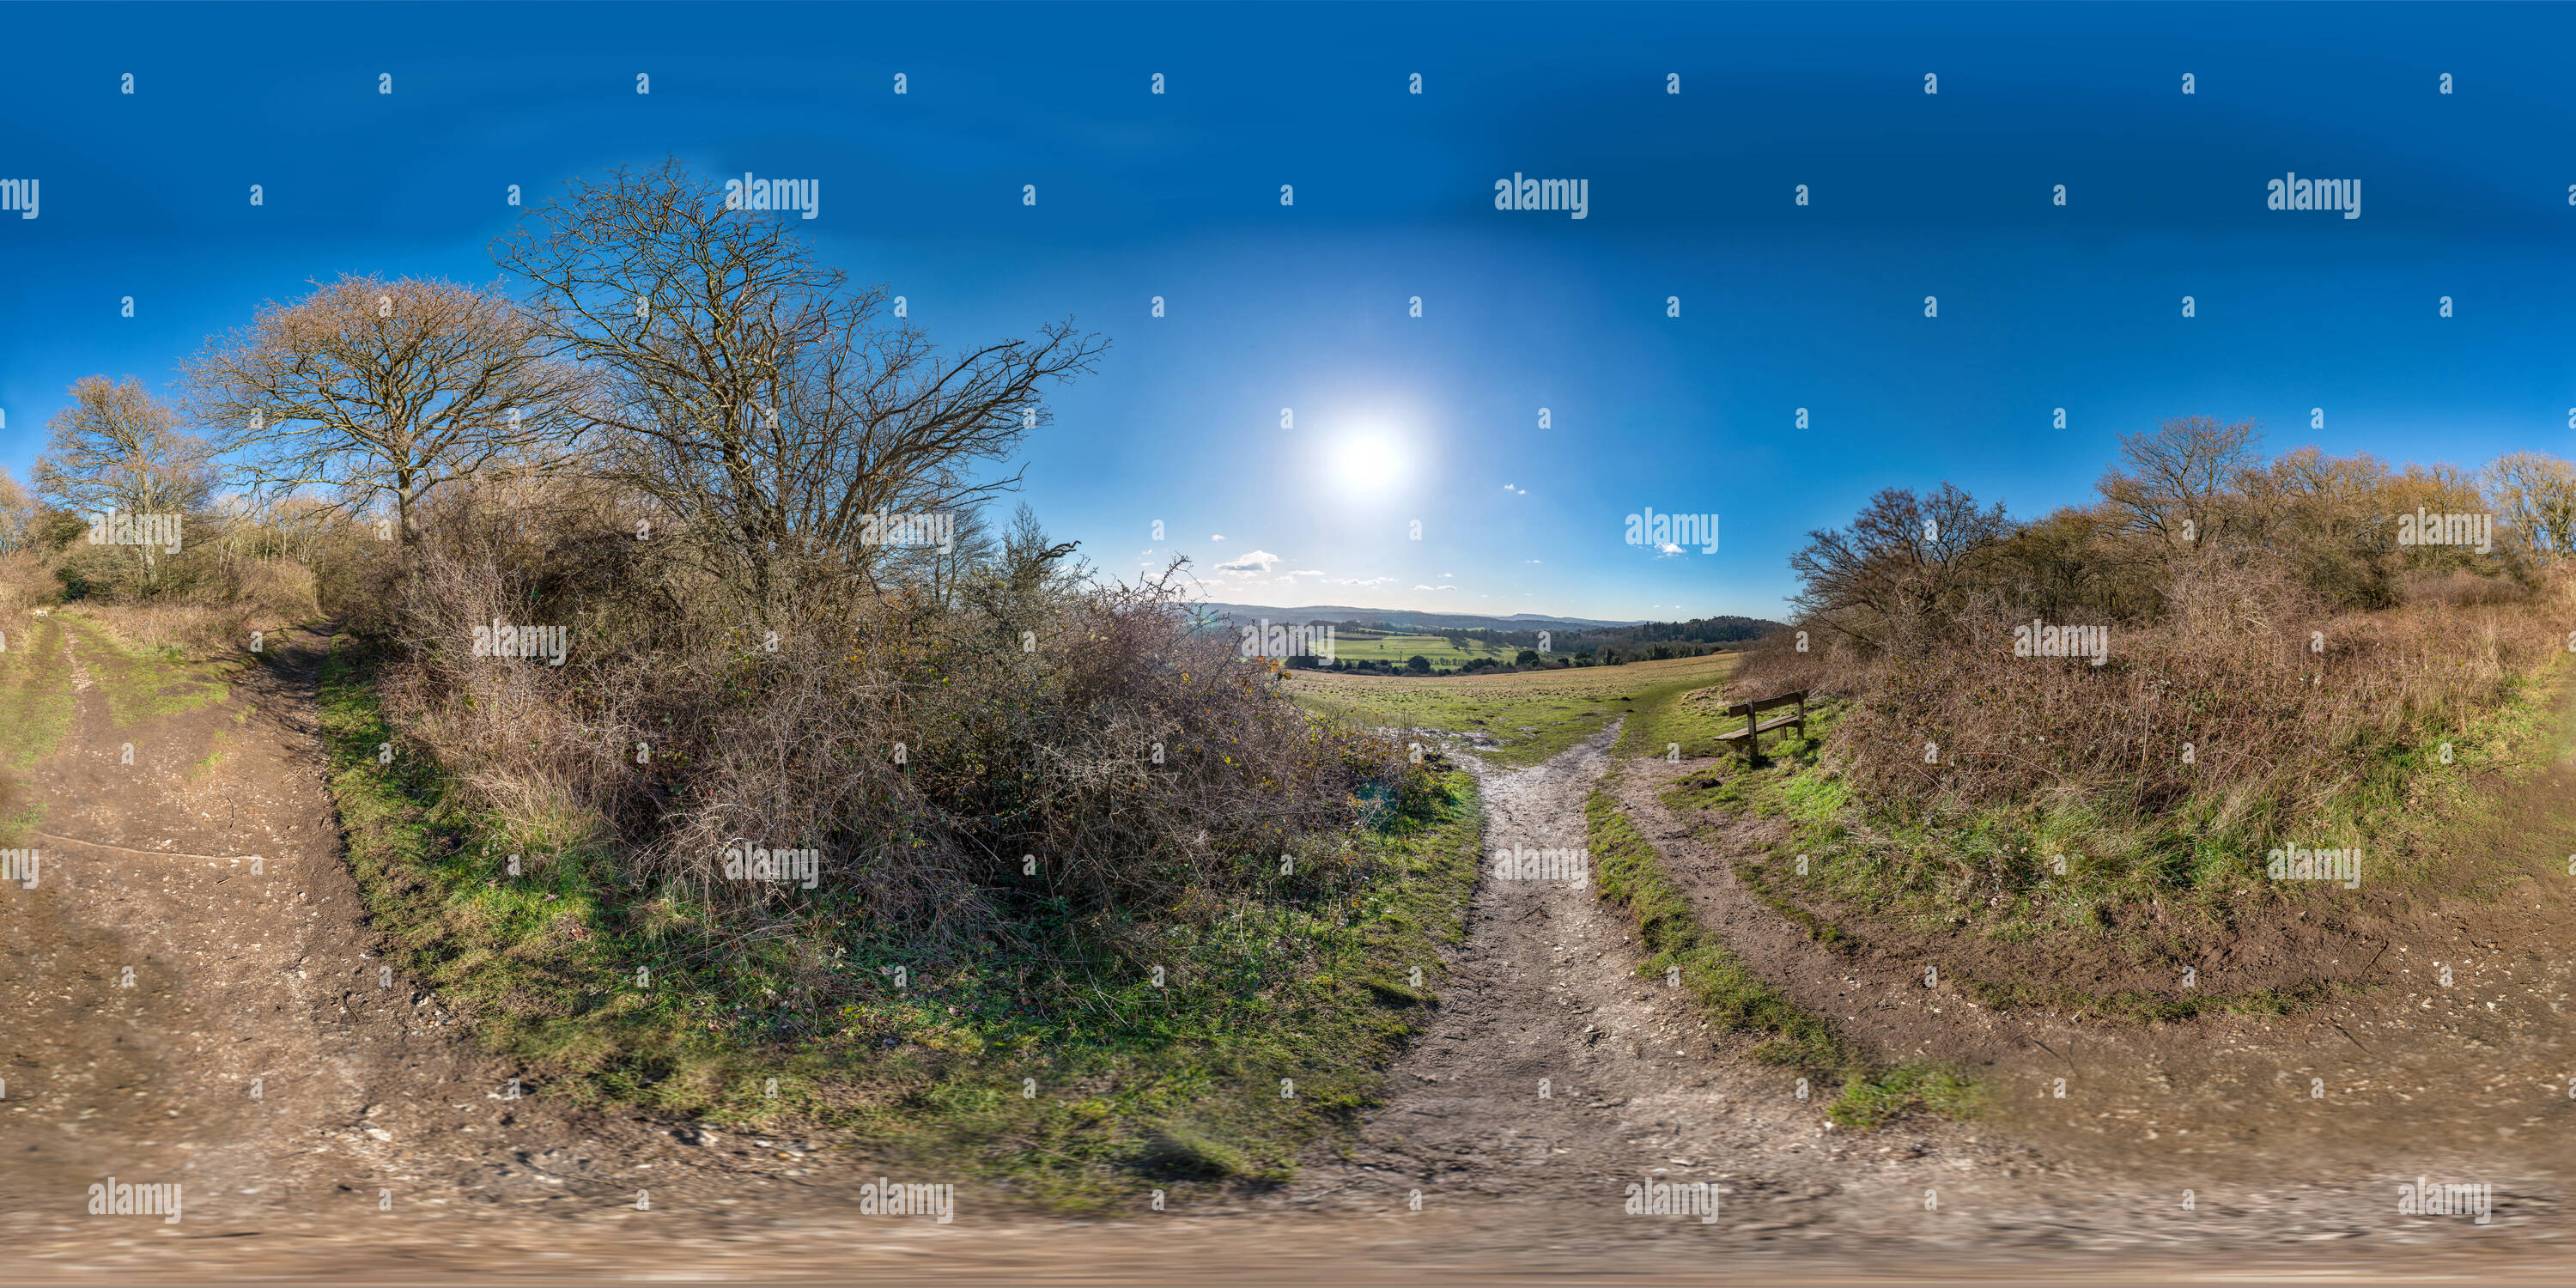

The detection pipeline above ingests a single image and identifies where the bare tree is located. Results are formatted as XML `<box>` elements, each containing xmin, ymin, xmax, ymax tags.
<box><xmin>33</xmin><ymin>376</ymin><xmax>217</xmax><ymax>590</ymax></box>
<box><xmin>2097</xmin><ymin>416</ymin><xmax>2263</xmax><ymax>554</ymax></box>
<box><xmin>184</xmin><ymin>275</ymin><xmax>592</xmax><ymax>558</ymax></box>
<box><xmin>1789</xmin><ymin>483</ymin><xmax>2013</xmax><ymax>650</ymax></box>
<box><xmin>0</xmin><ymin>465</ymin><xmax>34</xmax><ymax>556</ymax></box>
<box><xmin>490</xmin><ymin>158</ymin><xmax>1105</xmax><ymax>617</ymax></box>
<box><xmin>2484</xmin><ymin>450</ymin><xmax>2576</xmax><ymax>559</ymax></box>
<box><xmin>881</xmin><ymin>501</ymin><xmax>998</xmax><ymax>612</ymax></box>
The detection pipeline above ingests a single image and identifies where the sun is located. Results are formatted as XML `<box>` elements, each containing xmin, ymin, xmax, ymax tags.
<box><xmin>1326</xmin><ymin>431</ymin><xmax>1410</xmax><ymax>499</ymax></box>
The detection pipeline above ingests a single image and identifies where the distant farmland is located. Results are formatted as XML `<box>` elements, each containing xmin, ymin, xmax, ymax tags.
<box><xmin>1286</xmin><ymin>652</ymin><xmax>1742</xmax><ymax>766</ymax></box>
<box><xmin>1316</xmin><ymin>629</ymin><xmax>1518</xmax><ymax>665</ymax></box>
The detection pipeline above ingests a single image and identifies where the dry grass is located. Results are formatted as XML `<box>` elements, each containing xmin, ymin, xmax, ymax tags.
<box><xmin>1739</xmin><ymin>429</ymin><xmax>2576</xmax><ymax>904</ymax></box>
<box><xmin>82</xmin><ymin>562</ymin><xmax>319</xmax><ymax>656</ymax></box>
<box><xmin>1741</xmin><ymin>562</ymin><xmax>2570</xmax><ymax>846</ymax></box>
<box><xmin>375</xmin><ymin>481</ymin><xmax>1430</xmax><ymax>968</ymax></box>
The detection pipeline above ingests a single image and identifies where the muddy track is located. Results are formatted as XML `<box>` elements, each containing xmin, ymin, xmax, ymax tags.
<box><xmin>1</xmin><ymin>641</ymin><xmax>2569</xmax><ymax>1282</ymax></box>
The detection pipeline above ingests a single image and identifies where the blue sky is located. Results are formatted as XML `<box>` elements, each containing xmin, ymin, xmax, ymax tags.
<box><xmin>2</xmin><ymin>2</ymin><xmax>2570</xmax><ymax>622</ymax></box>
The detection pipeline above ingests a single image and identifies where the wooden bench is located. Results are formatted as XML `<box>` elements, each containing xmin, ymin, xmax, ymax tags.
<box><xmin>1715</xmin><ymin>690</ymin><xmax>1807</xmax><ymax>765</ymax></box>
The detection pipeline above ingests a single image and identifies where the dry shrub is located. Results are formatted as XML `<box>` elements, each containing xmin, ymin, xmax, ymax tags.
<box><xmin>1790</xmin><ymin>563</ymin><xmax>2567</xmax><ymax>851</ymax></box>
<box><xmin>0</xmin><ymin>552</ymin><xmax>40</xmax><ymax>617</ymax></box>
<box><xmin>2405</xmin><ymin>568</ymin><xmax>2530</xmax><ymax>610</ymax></box>
<box><xmin>1754</xmin><ymin>428</ymin><xmax>2576</xmax><ymax>869</ymax></box>
<box><xmin>1728</xmin><ymin>622</ymin><xmax>1859</xmax><ymax>701</ymax></box>
<box><xmin>380</xmin><ymin>481</ymin><xmax>1419</xmax><ymax>962</ymax></box>
<box><xmin>76</xmin><ymin>556</ymin><xmax>319</xmax><ymax>657</ymax></box>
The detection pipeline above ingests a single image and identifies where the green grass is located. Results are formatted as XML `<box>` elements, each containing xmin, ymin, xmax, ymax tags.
<box><xmin>0</xmin><ymin>611</ymin><xmax>233</xmax><ymax>772</ymax></box>
<box><xmin>1315</xmin><ymin>630</ymin><xmax>1519</xmax><ymax>665</ymax></box>
<box><xmin>58</xmin><ymin>614</ymin><xmax>234</xmax><ymax>728</ymax></box>
<box><xmin>1659</xmin><ymin>670</ymin><xmax>2566</xmax><ymax>969</ymax></box>
<box><xmin>1946</xmin><ymin>974</ymin><xmax>2324</xmax><ymax>1024</ymax></box>
<box><xmin>1587</xmin><ymin>781</ymin><xmax>1977</xmax><ymax>1127</ymax></box>
<box><xmin>1654</xmin><ymin>683</ymin><xmax>2557</xmax><ymax>1021</ymax></box>
<box><xmin>0</xmin><ymin>617</ymin><xmax>76</xmax><ymax>770</ymax></box>
<box><xmin>320</xmin><ymin>631</ymin><xmax>1488</xmax><ymax>1209</ymax></box>
<box><xmin>1587</xmin><ymin>785</ymin><xmax>1850</xmax><ymax>1071</ymax></box>
<box><xmin>1290</xmin><ymin>653</ymin><xmax>1740</xmax><ymax>769</ymax></box>
<box><xmin>1826</xmin><ymin>1064</ymin><xmax>1984</xmax><ymax>1130</ymax></box>
<box><xmin>1616</xmin><ymin>677</ymin><xmax>1821</xmax><ymax>764</ymax></box>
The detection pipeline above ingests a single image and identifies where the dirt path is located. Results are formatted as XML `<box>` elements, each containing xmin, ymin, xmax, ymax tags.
<box><xmin>0</xmin><ymin>623</ymin><xmax>866</xmax><ymax>1275</ymax></box>
<box><xmin>1270</xmin><ymin>729</ymin><xmax>2023</xmax><ymax>1230</ymax></box>
<box><xmin>1</xmin><ymin>641</ymin><xmax>2568</xmax><ymax>1283</ymax></box>
<box><xmin>1244</xmin><ymin>733</ymin><xmax>2569</xmax><ymax>1260</ymax></box>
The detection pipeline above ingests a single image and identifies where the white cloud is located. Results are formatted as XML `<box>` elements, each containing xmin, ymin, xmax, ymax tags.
<box><xmin>1501</xmin><ymin>483</ymin><xmax>1527</xmax><ymax>495</ymax></box>
<box><xmin>1329</xmin><ymin>575</ymin><xmax>1395</xmax><ymax>587</ymax></box>
<box><xmin>1215</xmin><ymin>550</ymin><xmax>1280</xmax><ymax>573</ymax></box>
<box><xmin>1210</xmin><ymin>534</ymin><xmax>1225</xmax><ymax>542</ymax></box>
<box><xmin>1413</xmin><ymin>584</ymin><xmax>1456</xmax><ymax>592</ymax></box>
<box><xmin>1656</xmin><ymin>542</ymin><xmax>1685</xmax><ymax>557</ymax></box>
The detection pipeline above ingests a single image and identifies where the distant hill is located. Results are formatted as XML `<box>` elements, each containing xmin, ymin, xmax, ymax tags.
<box><xmin>1194</xmin><ymin>603</ymin><xmax>1643</xmax><ymax>632</ymax></box>
<box><xmin>1193</xmin><ymin>603</ymin><xmax>1787</xmax><ymax>662</ymax></box>
<box><xmin>1578</xmin><ymin>615</ymin><xmax>1782</xmax><ymax>647</ymax></box>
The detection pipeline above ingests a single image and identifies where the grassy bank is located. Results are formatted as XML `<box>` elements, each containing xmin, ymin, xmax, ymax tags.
<box><xmin>1658</xmin><ymin>667</ymin><xmax>2568</xmax><ymax>1018</ymax></box>
<box><xmin>1583</xmin><ymin>783</ymin><xmax>1978</xmax><ymax>1129</ymax></box>
<box><xmin>320</xmin><ymin>631</ymin><xmax>1486</xmax><ymax>1208</ymax></box>
<box><xmin>1669</xmin><ymin>670</ymin><xmax>2576</xmax><ymax>963</ymax></box>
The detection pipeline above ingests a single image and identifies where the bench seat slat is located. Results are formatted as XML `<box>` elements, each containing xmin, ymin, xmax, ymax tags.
<box><xmin>1718</xmin><ymin>717</ymin><xmax>1801</xmax><ymax>738</ymax></box>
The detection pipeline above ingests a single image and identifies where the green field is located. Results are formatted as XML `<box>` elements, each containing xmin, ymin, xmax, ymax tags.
<box><xmin>1287</xmin><ymin>653</ymin><xmax>1742</xmax><ymax>767</ymax></box>
<box><xmin>1303</xmin><ymin>629</ymin><xmax>1518</xmax><ymax>665</ymax></box>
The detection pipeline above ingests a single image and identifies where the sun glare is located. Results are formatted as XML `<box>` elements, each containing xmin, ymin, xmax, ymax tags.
<box><xmin>1327</xmin><ymin>431</ymin><xmax>1409</xmax><ymax>498</ymax></box>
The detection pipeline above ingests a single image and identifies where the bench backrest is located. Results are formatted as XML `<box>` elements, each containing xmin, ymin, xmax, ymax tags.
<box><xmin>1728</xmin><ymin>690</ymin><xmax>1807</xmax><ymax>718</ymax></box>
